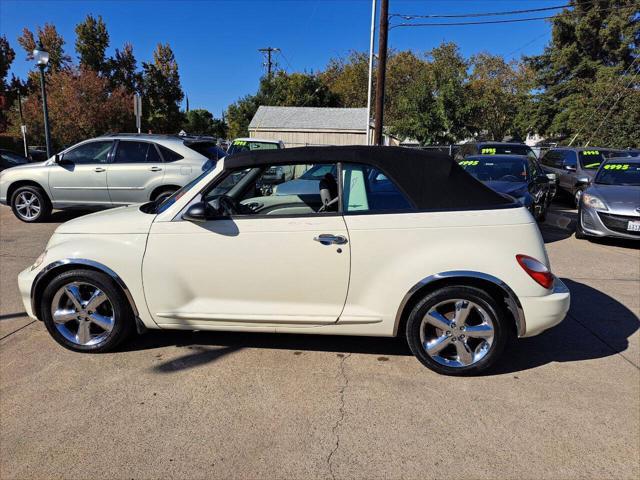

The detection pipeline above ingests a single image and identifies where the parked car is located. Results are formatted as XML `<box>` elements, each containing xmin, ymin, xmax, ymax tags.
<box><xmin>226</xmin><ymin>137</ymin><xmax>284</xmax><ymax>156</ymax></box>
<box><xmin>458</xmin><ymin>155</ymin><xmax>553</xmax><ymax>221</ymax></box>
<box><xmin>611</xmin><ymin>149</ymin><xmax>640</xmax><ymax>158</ymax></box>
<box><xmin>455</xmin><ymin>142</ymin><xmax>537</xmax><ymax>161</ymax></box>
<box><xmin>576</xmin><ymin>158</ymin><xmax>640</xmax><ymax>240</ymax></box>
<box><xmin>18</xmin><ymin>146</ymin><xmax>570</xmax><ymax>376</ymax></box>
<box><xmin>0</xmin><ymin>149</ymin><xmax>29</xmax><ymax>171</ymax></box>
<box><xmin>540</xmin><ymin>147</ymin><xmax>607</xmax><ymax>207</ymax></box>
<box><xmin>0</xmin><ymin>134</ymin><xmax>210</xmax><ymax>223</ymax></box>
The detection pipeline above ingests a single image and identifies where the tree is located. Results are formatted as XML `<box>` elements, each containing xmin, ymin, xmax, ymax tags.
<box><xmin>17</xmin><ymin>23</ymin><xmax>71</xmax><ymax>73</ymax></box>
<box><xmin>182</xmin><ymin>108</ymin><xmax>227</xmax><ymax>137</ymax></box>
<box><xmin>226</xmin><ymin>71</ymin><xmax>339</xmax><ymax>138</ymax></box>
<box><xmin>0</xmin><ymin>36</ymin><xmax>16</xmax><ymax>132</ymax></box>
<box><xmin>107</xmin><ymin>43</ymin><xmax>140</xmax><ymax>93</ymax></box>
<box><xmin>468</xmin><ymin>54</ymin><xmax>534</xmax><ymax>141</ymax></box>
<box><xmin>75</xmin><ymin>14</ymin><xmax>109</xmax><ymax>74</ymax></box>
<box><xmin>320</xmin><ymin>51</ymin><xmax>369</xmax><ymax>107</ymax></box>
<box><xmin>141</xmin><ymin>43</ymin><xmax>184</xmax><ymax>133</ymax></box>
<box><xmin>8</xmin><ymin>68</ymin><xmax>132</xmax><ymax>149</ymax></box>
<box><xmin>527</xmin><ymin>0</ymin><xmax>639</xmax><ymax>146</ymax></box>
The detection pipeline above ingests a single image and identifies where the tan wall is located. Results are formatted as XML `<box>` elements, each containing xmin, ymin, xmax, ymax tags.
<box><xmin>249</xmin><ymin>129</ymin><xmax>367</xmax><ymax>147</ymax></box>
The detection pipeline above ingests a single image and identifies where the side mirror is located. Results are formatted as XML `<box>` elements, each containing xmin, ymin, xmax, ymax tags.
<box><xmin>564</xmin><ymin>164</ymin><xmax>577</xmax><ymax>172</ymax></box>
<box><xmin>53</xmin><ymin>154</ymin><xmax>61</xmax><ymax>163</ymax></box>
<box><xmin>182</xmin><ymin>202</ymin><xmax>218</xmax><ymax>223</ymax></box>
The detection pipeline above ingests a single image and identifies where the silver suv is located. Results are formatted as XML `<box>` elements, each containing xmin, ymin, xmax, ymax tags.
<box><xmin>0</xmin><ymin>134</ymin><xmax>220</xmax><ymax>222</ymax></box>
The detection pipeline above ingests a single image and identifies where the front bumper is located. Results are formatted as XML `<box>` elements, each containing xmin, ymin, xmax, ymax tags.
<box><xmin>580</xmin><ymin>207</ymin><xmax>640</xmax><ymax>240</ymax></box>
<box><xmin>18</xmin><ymin>264</ymin><xmax>39</xmax><ymax>319</ymax></box>
<box><xmin>519</xmin><ymin>277</ymin><xmax>570</xmax><ymax>337</ymax></box>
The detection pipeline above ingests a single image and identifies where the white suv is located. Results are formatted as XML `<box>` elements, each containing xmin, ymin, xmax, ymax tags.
<box><xmin>0</xmin><ymin>134</ymin><xmax>222</xmax><ymax>222</ymax></box>
<box><xmin>18</xmin><ymin>146</ymin><xmax>570</xmax><ymax>375</ymax></box>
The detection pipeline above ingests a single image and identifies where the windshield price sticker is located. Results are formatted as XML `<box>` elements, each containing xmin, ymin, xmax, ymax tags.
<box><xmin>604</xmin><ymin>164</ymin><xmax>630</xmax><ymax>170</ymax></box>
<box><xmin>583</xmin><ymin>150</ymin><xmax>600</xmax><ymax>155</ymax></box>
<box><xmin>233</xmin><ymin>140</ymin><xmax>247</xmax><ymax>146</ymax></box>
<box><xmin>481</xmin><ymin>148</ymin><xmax>497</xmax><ymax>155</ymax></box>
<box><xmin>584</xmin><ymin>163</ymin><xmax>602</xmax><ymax>168</ymax></box>
<box><xmin>459</xmin><ymin>160</ymin><xmax>479</xmax><ymax>166</ymax></box>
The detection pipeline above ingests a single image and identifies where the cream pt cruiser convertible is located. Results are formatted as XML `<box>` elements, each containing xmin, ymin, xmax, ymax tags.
<box><xmin>19</xmin><ymin>146</ymin><xmax>570</xmax><ymax>375</ymax></box>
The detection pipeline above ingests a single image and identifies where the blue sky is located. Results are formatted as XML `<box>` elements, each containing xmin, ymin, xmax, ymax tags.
<box><xmin>1</xmin><ymin>0</ymin><xmax>558</xmax><ymax>116</ymax></box>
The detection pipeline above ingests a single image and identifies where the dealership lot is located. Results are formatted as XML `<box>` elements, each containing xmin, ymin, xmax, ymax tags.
<box><xmin>0</xmin><ymin>205</ymin><xmax>638</xmax><ymax>479</ymax></box>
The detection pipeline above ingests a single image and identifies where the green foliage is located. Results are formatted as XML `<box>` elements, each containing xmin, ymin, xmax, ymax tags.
<box><xmin>141</xmin><ymin>43</ymin><xmax>184</xmax><ymax>133</ymax></box>
<box><xmin>320</xmin><ymin>51</ymin><xmax>369</xmax><ymax>108</ymax></box>
<box><xmin>183</xmin><ymin>108</ymin><xmax>227</xmax><ymax>138</ymax></box>
<box><xmin>75</xmin><ymin>14</ymin><xmax>109</xmax><ymax>73</ymax></box>
<box><xmin>527</xmin><ymin>0</ymin><xmax>639</xmax><ymax>146</ymax></box>
<box><xmin>0</xmin><ymin>36</ymin><xmax>15</xmax><ymax>89</ymax></box>
<box><xmin>17</xmin><ymin>24</ymin><xmax>71</xmax><ymax>73</ymax></box>
<box><xmin>106</xmin><ymin>43</ymin><xmax>140</xmax><ymax>93</ymax></box>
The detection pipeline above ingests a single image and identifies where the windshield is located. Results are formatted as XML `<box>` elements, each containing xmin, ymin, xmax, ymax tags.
<box><xmin>479</xmin><ymin>144</ymin><xmax>534</xmax><ymax>156</ymax></box>
<box><xmin>1</xmin><ymin>151</ymin><xmax>28</xmax><ymax>165</ymax></box>
<box><xmin>156</xmin><ymin>169</ymin><xmax>212</xmax><ymax>214</ymax></box>
<box><xmin>579</xmin><ymin>150</ymin><xmax>606</xmax><ymax>170</ymax></box>
<box><xmin>595</xmin><ymin>162</ymin><xmax>640</xmax><ymax>186</ymax></box>
<box><xmin>227</xmin><ymin>140</ymin><xmax>279</xmax><ymax>156</ymax></box>
<box><xmin>459</xmin><ymin>157</ymin><xmax>528</xmax><ymax>182</ymax></box>
<box><xmin>300</xmin><ymin>164</ymin><xmax>337</xmax><ymax>180</ymax></box>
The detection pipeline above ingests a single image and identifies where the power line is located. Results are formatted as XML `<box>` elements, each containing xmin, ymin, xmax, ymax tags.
<box><xmin>390</xmin><ymin>3</ymin><xmax>570</xmax><ymax>20</ymax></box>
<box><xmin>390</xmin><ymin>15</ymin><xmax>557</xmax><ymax>29</ymax></box>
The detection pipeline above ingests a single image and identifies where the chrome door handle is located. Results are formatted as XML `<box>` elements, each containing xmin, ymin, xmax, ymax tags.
<box><xmin>313</xmin><ymin>234</ymin><xmax>348</xmax><ymax>245</ymax></box>
<box><xmin>94</xmin><ymin>167</ymin><xmax>106</xmax><ymax>172</ymax></box>
<box><xmin>149</xmin><ymin>166</ymin><xmax>163</xmax><ymax>172</ymax></box>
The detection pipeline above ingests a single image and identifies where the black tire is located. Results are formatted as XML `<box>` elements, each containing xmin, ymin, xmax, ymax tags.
<box><xmin>406</xmin><ymin>286</ymin><xmax>512</xmax><ymax>376</ymax></box>
<box><xmin>10</xmin><ymin>185</ymin><xmax>52</xmax><ymax>222</ymax></box>
<box><xmin>152</xmin><ymin>187</ymin><xmax>178</xmax><ymax>203</ymax></box>
<box><xmin>40</xmin><ymin>269</ymin><xmax>135</xmax><ymax>353</ymax></box>
<box><xmin>575</xmin><ymin>210</ymin><xmax>586</xmax><ymax>239</ymax></box>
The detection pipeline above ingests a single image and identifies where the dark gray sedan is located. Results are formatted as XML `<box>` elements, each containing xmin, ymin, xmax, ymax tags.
<box><xmin>577</xmin><ymin>158</ymin><xmax>640</xmax><ymax>240</ymax></box>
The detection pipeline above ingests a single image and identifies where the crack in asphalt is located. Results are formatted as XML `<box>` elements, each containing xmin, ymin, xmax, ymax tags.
<box><xmin>327</xmin><ymin>352</ymin><xmax>351</xmax><ymax>480</ymax></box>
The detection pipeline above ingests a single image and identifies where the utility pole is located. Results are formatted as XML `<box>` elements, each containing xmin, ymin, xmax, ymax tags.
<box><xmin>258</xmin><ymin>47</ymin><xmax>280</xmax><ymax>79</ymax></box>
<box><xmin>374</xmin><ymin>0</ymin><xmax>389</xmax><ymax>146</ymax></box>
<box><xmin>365</xmin><ymin>0</ymin><xmax>377</xmax><ymax>145</ymax></box>
<box><xmin>17</xmin><ymin>90</ymin><xmax>28</xmax><ymax>157</ymax></box>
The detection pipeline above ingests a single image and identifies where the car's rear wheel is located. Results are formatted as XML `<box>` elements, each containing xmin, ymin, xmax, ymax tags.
<box><xmin>152</xmin><ymin>187</ymin><xmax>178</xmax><ymax>204</ymax></box>
<box><xmin>406</xmin><ymin>286</ymin><xmax>511</xmax><ymax>376</ymax></box>
<box><xmin>40</xmin><ymin>269</ymin><xmax>135</xmax><ymax>353</ymax></box>
<box><xmin>10</xmin><ymin>185</ymin><xmax>51</xmax><ymax>222</ymax></box>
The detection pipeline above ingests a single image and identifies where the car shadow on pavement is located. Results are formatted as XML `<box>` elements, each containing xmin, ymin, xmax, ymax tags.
<box><xmin>492</xmin><ymin>278</ymin><xmax>639</xmax><ymax>375</ymax></box>
<box><xmin>125</xmin><ymin>278</ymin><xmax>637</xmax><ymax>375</ymax></box>
<box><xmin>44</xmin><ymin>209</ymin><xmax>99</xmax><ymax>223</ymax></box>
<box><xmin>0</xmin><ymin>312</ymin><xmax>27</xmax><ymax>321</ymax></box>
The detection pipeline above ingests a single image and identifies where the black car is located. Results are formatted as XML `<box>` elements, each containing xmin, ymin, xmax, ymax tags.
<box><xmin>0</xmin><ymin>149</ymin><xmax>29</xmax><ymax>171</ymax></box>
<box><xmin>455</xmin><ymin>142</ymin><xmax>538</xmax><ymax>162</ymax></box>
<box><xmin>458</xmin><ymin>154</ymin><xmax>552</xmax><ymax>221</ymax></box>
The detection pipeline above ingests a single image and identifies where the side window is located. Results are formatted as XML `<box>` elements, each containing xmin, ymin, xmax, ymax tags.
<box><xmin>63</xmin><ymin>141</ymin><xmax>113</xmax><ymax>164</ymax></box>
<box><xmin>528</xmin><ymin>159</ymin><xmax>540</xmax><ymax>177</ymax></box>
<box><xmin>113</xmin><ymin>141</ymin><xmax>160</xmax><ymax>163</ymax></box>
<box><xmin>158</xmin><ymin>145</ymin><xmax>184</xmax><ymax>162</ymax></box>
<box><xmin>342</xmin><ymin>163</ymin><xmax>412</xmax><ymax>212</ymax></box>
<box><xmin>563</xmin><ymin>151</ymin><xmax>577</xmax><ymax>167</ymax></box>
<box><xmin>202</xmin><ymin>163</ymin><xmax>339</xmax><ymax>216</ymax></box>
<box><xmin>542</xmin><ymin>151</ymin><xmax>561</xmax><ymax>168</ymax></box>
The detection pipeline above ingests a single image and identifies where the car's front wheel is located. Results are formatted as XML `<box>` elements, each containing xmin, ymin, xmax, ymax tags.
<box><xmin>40</xmin><ymin>269</ymin><xmax>135</xmax><ymax>352</ymax></box>
<box><xmin>406</xmin><ymin>286</ymin><xmax>511</xmax><ymax>376</ymax></box>
<box><xmin>10</xmin><ymin>185</ymin><xmax>52</xmax><ymax>222</ymax></box>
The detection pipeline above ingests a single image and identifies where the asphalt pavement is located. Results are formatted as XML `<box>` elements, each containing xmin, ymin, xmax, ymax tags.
<box><xmin>1</xmin><ymin>204</ymin><xmax>638</xmax><ymax>480</ymax></box>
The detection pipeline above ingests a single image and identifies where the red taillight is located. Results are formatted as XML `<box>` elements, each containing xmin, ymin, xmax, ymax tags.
<box><xmin>516</xmin><ymin>254</ymin><xmax>554</xmax><ymax>289</ymax></box>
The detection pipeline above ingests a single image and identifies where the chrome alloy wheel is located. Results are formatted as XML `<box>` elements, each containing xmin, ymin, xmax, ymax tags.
<box><xmin>50</xmin><ymin>282</ymin><xmax>115</xmax><ymax>346</ymax></box>
<box><xmin>419</xmin><ymin>299</ymin><xmax>495</xmax><ymax>368</ymax></box>
<box><xmin>14</xmin><ymin>191</ymin><xmax>41</xmax><ymax>220</ymax></box>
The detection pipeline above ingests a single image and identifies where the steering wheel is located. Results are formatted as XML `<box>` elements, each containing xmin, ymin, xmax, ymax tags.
<box><xmin>499</xmin><ymin>174</ymin><xmax>520</xmax><ymax>182</ymax></box>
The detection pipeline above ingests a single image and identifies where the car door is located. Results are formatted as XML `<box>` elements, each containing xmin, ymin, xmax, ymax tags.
<box><xmin>142</xmin><ymin>163</ymin><xmax>351</xmax><ymax>327</ymax></box>
<box><xmin>48</xmin><ymin>140</ymin><xmax>113</xmax><ymax>205</ymax></box>
<box><xmin>559</xmin><ymin>150</ymin><xmax>578</xmax><ymax>192</ymax></box>
<box><xmin>106</xmin><ymin>140</ymin><xmax>165</xmax><ymax>204</ymax></box>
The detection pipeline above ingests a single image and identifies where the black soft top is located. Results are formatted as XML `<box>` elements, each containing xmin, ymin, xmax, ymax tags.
<box><xmin>225</xmin><ymin>146</ymin><xmax>512</xmax><ymax>210</ymax></box>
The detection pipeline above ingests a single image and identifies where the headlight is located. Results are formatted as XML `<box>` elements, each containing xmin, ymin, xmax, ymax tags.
<box><xmin>31</xmin><ymin>250</ymin><xmax>47</xmax><ymax>271</ymax></box>
<box><xmin>582</xmin><ymin>193</ymin><xmax>607</xmax><ymax>210</ymax></box>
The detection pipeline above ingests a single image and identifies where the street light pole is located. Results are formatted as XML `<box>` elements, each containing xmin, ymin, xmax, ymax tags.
<box><xmin>373</xmin><ymin>0</ymin><xmax>389</xmax><ymax>146</ymax></box>
<box><xmin>33</xmin><ymin>48</ymin><xmax>52</xmax><ymax>158</ymax></box>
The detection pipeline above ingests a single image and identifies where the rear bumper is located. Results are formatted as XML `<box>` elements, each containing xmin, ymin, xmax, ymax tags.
<box><xmin>519</xmin><ymin>277</ymin><xmax>570</xmax><ymax>337</ymax></box>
